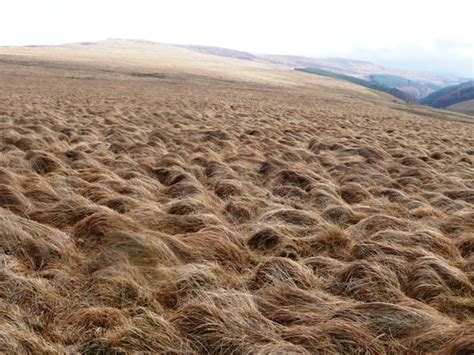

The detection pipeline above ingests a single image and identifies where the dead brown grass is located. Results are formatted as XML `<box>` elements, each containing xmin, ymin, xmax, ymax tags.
<box><xmin>0</xmin><ymin>47</ymin><xmax>473</xmax><ymax>354</ymax></box>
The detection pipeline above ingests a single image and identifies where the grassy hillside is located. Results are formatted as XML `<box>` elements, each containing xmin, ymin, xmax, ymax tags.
<box><xmin>369</xmin><ymin>74</ymin><xmax>441</xmax><ymax>90</ymax></box>
<box><xmin>297</xmin><ymin>67</ymin><xmax>416</xmax><ymax>102</ymax></box>
<box><xmin>0</xmin><ymin>39</ymin><xmax>391</xmax><ymax>100</ymax></box>
<box><xmin>369</xmin><ymin>74</ymin><xmax>413</xmax><ymax>87</ymax></box>
<box><xmin>447</xmin><ymin>99</ymin><xmax>474</xmax><ymax>115</ymax></box>
<box><xmin>421</xmin><ymin>81</ymin><xmax>474</xmax><ymax>108</ymax></box>
<box><xmin>368</xmin><ymin>74</ymin><xmax>445</xmax><ymax>100</ymax></box>
<box><xmin>182</xmin><ymin>44</ymin><xmax>465</xmax><ymax>99</ymax></box>
<box><xmin>0</xmin><ymin>41</ymin><xmax>473</xmax><ymax>353</ymax></box>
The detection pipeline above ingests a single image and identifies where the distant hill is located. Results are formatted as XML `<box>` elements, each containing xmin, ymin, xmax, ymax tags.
<box><xmin>0</xmin><ymin>39</ymin><xmax>396</xmax><ymax>100</ymax></box>
<box><xmin>369</xmin><ymin>74</ymin><xmax>414</xmax><ymax>87</ymax></box>
<box><xmin>297</xmin><ymin>68</ymin><xmax>416</xmax><ymax>103</ymax></box>
<box><xmin>297</xmin><ymin>69</ymin><xmax>474</xmax><ymax>114</ymax></box>
<box><xmin>181</xmin><ymin>45</ymin><xmax>465</xmax><ymax>99</ymax></box>
<box><xmin>7</xmin><ymin>39</ymin><xmax>465</xmax><ymax>105</ymax></box>
<box><xmin>367</xmin><ymin>74</ymin><xmax>444</xmax><ymax>99</ymax></box>
<box><xmin>420</xmin><ymin>81</ymin><xmax>474</xmax><ymax>108</ymax></box>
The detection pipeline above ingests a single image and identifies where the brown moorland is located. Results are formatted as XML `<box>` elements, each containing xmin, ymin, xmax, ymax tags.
<box><xmin>0</xmin><ymin>40</ymin><xmax>473</xmax><ymax>354</ymax></box>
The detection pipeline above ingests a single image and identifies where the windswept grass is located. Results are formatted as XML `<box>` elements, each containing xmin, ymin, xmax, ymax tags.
<box><xmin>0</xmin><ymin>52</ymin><xmax>473</xmax><ymax>354</ymax></box>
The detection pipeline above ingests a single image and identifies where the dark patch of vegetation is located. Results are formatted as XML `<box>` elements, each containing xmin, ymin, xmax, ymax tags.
<box><xmin>129</xmin><ymin>72</ymin><xmax>166</xmax><ymax>79</ymax></box>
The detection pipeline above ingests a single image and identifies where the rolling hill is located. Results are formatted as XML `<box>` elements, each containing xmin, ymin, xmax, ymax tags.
<box><xmin>181</xmin><ymin>44</ymin><xmax>465</xmax><ymax>99</ymax></box>
<box><xmin>0</xmin><ymin>39</ymin><xmax>393</xmax><ymax>100</ymax></box>
<box><xmin>368</xmin><ymin>74</ymin><xmax>443</xmax><ymax>98</ymax></box>
<box><xmin>296</xmin><ymin>67</ymin><xmax>417</xmax><ymax>103</ymax></box>
<box><xmin>420</xmin><ymin>80</ymin><xmax>474</xmax><ymax>108</ymax></box>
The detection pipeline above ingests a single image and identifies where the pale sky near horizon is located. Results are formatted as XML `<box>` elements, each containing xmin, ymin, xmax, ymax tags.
<box><xmin>1</xmin><ymin>0</ymin><xmax>473</xmax><ymax>77</ymax></box>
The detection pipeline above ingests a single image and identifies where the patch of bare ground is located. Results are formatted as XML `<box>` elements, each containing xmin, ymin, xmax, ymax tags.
<box><xmin>0</xmin><ymin>53</ymin><xmax>473</xmax><ymax>354</ymax></box>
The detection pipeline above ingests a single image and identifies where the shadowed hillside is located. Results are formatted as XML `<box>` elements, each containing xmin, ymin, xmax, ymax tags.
<box><xmin>0</xmin><ymin>41</ymin><xmax>473</xmax><ymax>353</ymax></box>
<box><xmin>421</xmin><ymin>81</ymin><xmax>474</xmax><ymax>108</ymax></box>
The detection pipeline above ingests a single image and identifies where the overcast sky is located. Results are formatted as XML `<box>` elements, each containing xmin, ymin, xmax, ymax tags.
<box><xmin>1</xmin><ymin>0</ymin><xmax>473</xmax><ymax>77</ymax></box>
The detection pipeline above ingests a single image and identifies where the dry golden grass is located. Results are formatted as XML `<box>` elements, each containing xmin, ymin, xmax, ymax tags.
<box><xmin>0</xmin><ymin>42</ymin><xmax>473</xmax><ymax>353</ymax></box>
<box><xmin>448</xmin><ymin>99</ymin><xmax>474</xmax><ymax>116</ymax></box>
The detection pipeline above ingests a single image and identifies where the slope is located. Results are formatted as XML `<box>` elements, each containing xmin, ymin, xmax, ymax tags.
<box><xmin>296</xmin><ymin>67</ymin><xmax>417</xmax><ymax>102</ymax></box>
<box><xmin>421</xmin><ymin>81</ymin><xmax>474</xmax><ymax>108</ymax></box>
<box><xmin>0</xmin><ymin>40</ymin><xmax>473</xmax><ymax>354</ymax></box>
<box><xmin>448</xmin><ymin>99</ymin><xmax>474</xmax><ymax>115</ymax></box>
<box><xmin>181</xmin><ymin>44</ymin><xmax>464</xmax><ymax>99</ymax></box>
<box><xmin>0</xmin><ymin>39</ymin><xmax>388</xmax><ymax>100</ymax></box>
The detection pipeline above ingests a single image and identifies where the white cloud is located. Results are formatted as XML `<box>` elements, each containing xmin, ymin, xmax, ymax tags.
<box><xmin>1</xmin><ymin>0</ymin><xmax>473</xmax><ymax>76</ymax></box>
